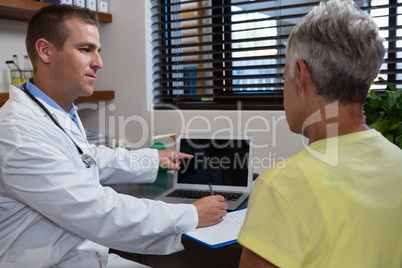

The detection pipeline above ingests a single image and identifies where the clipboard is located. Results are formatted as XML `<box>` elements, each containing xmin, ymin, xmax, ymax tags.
<box><xmin>183</xmin><ymin>208</ymin><xmax>247</xmax><ymax>249</ymax></box>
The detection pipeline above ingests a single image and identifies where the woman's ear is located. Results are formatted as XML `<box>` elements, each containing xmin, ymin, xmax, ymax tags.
<box><xmin>36</xmin><ymin>39</ymin><xmax>51</xmax><ymax>64</ymax></box>
<box><xmin>295</xmin><ymin>59</ymin><xmax>312</xmax><ymax>96</ymax></box>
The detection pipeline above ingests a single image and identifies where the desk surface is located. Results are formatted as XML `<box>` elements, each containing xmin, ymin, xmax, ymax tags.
<box><xmin>106</xmin><ymin>171</ymin><xmax>244</xmax><ymax>268</ymax></box>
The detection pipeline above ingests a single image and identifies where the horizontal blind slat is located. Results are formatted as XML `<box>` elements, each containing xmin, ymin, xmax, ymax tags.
<box><xmin>151</xmin><ymin>0</ymin><xmax>401</xmax><ymax>110</ymax></box>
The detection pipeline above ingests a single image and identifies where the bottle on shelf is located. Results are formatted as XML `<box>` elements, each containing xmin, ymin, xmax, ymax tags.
<box><xmin>12</xmin><ymin>54</ymin><xmax>19</xmax><ymax>68</ymax></box>
<box><xmin>6</xmin><ymin>55</ymin><xmax>22</xmax><ymax>86</ymax></box>
<box><xmin>22</xmin><ymin>55</ymin><xmax>33</xmax><ymax>83</ymax></box>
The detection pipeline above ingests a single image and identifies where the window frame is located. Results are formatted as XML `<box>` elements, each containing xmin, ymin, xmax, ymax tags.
<box><xmin>151</xmin><ymin>0</ymin><xmax>402</xmax><ymax>110</ymax></box>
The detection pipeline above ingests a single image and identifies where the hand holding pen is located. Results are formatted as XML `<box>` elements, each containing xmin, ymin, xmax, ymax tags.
<box><xmin>208</xmin><ymin>183</ymin><xmax>214</xmax><ymax>196</ymax></box>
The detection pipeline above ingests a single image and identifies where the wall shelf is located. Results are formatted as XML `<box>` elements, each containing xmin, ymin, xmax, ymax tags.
<box><xmin>76</xmin><ymin>90</ymin><xmax>115</xmax><ymax>101</ymax></box>
<box><xmin>0</xmin><ymin>0</ymin><xmax>112</xmax><ymax>23</ymax></box>
<box><xmin>0</xmin><ymin>90</ymin><xmax>115</xmax><ymax>105</ymax></box>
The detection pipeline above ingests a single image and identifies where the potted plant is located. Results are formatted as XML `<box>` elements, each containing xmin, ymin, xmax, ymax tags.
<box><xmin>364</xmin><ymin>77</ymin><xmax>402</xmax><ymax>149</ymax></box>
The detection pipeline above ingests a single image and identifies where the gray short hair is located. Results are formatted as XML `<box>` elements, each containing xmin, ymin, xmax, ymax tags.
<box><xmin>286</xmin><ymin>0</ymin><xmax>385</xmax><ymax>104</ymax></box>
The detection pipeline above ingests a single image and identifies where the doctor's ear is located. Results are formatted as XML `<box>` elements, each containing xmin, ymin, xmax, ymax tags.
<box><xmin>36</xmin><ymin>39</ymin><xmax>52</xmax><ymax>64</ymax></box>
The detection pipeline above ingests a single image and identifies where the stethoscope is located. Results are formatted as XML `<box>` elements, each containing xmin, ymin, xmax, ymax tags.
<box><xmin>22</xmin><ymin>83</ymin><xmax>97</xmax><ymax>168</ymax></box>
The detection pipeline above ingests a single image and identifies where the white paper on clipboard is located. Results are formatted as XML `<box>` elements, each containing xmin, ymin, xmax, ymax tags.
<box><xmin>183</xmin><ymin>208</ymin><xmax>247</xmax><ymax>248</ymax></box>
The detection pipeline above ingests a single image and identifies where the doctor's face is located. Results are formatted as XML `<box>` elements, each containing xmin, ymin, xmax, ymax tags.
<box><xmin>51</xmin><ymin>18</ymin><xmax>103</xmax><ymax>99</ymax></box>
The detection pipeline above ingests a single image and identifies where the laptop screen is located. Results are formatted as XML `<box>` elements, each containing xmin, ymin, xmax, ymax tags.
<box><xmin>177</xmin><ymin>136</ymin><xmax>251</xmax><ymax>187</ymax></box>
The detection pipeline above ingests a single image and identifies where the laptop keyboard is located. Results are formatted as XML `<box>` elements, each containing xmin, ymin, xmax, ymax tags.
<box><xmin>166</xmin><ymin>189</ymin><xmax>243</xmax><ymax>201</ymax></box>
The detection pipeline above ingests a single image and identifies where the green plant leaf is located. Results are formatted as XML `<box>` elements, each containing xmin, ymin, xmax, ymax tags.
<box><xmin>370</xmin><ymin>118</ymin><xmax>391</xmax><ymax>133</ymax></box>
<box><xmin>366</xmin><ymin>78</ymin><xmax>402</xmax><ymax>149</ymax></box>
<box><xmin>367</xmin><ymin>89</ymin><xmax>392</xmax><ymax>117</ymax></box>
<box><xmin>379</xmin><ymin>76</ymin><xmax>398</xmax><ymax>91</ymax></box>
<box><xmin>384</xmin><ymin>133</ymin><xmax>395</xmax><ymax>143</ymax></box>
<box><xmin>385</xmin><ymin>90</ymin><xmax>402</xmax><ymax>109</ymax></box>
<box><xmin>389</xmin><ymin>121</ymin><xmax>401</xmax><ymax>131</ymax></box>
<box><xmin>363</xmin><ymin>103</ymin><xmax>380</xmax><ymax>125</ymax></box>
<box><xmin>367</xmin><ymin>89</ymin><xmax>382</xmax><ymax>102</ymax></box>
<box><xmin>397</xmin><ymin>108</ymin><xmax>402</xmax><ymax>122</ymax></box>
<box><xmin>395</xmin><ymin>123</ymin><xmax>402</xmax><ymax>150</ymax></box>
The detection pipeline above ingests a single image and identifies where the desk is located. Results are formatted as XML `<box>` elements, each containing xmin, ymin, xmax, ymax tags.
<box><xmin>106</xmin><ymin>172</ymin><xmax>244</xmax><ymax>268</ymax></box>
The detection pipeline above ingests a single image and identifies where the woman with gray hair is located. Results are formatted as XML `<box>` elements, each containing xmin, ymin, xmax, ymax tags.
<box><xmin>238</xmin><ymin>0</ymin><xmax>402</xmax><ymax>267</ymax></box>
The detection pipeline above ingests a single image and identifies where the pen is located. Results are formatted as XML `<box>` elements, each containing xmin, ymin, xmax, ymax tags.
<box><xmin>208</xmin><ymin>183</ymin><xmax>214</xmax><ymax>196</ymax></box>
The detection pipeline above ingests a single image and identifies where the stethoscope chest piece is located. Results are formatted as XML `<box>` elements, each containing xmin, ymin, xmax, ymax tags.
<box><xmin>82</xmin><ymin>153</ymin><xmax>97</xmax><ymax>168</ymax></box>
<box><xmin>23</xmin><ymin>83</ymin><xmax>97</xmax><ymax>169</ymax></box>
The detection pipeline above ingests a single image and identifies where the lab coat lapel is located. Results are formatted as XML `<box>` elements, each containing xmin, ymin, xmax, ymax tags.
<box><xmin>52</xmin><ymin>110</ymin><xmax>86</xmax><ymax>143</ymax></box>
<box><xmin>10</xmin><ymin>85</ymin><xmax>89</xmax><ymax>150</ymax></box>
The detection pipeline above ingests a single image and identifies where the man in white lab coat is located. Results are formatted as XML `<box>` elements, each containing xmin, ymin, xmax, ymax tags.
<box><xmin>0</xmin><ymin>4</ymin><xmax>228</xmax><ymax>267</ymax></box>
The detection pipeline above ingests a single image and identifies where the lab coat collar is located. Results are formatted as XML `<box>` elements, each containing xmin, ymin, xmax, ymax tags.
<box><xmin>8</xmin><ymin>85</ymin><xmax>84</xmax><ymax>139</ymax></box>
<box><xmin>9</xmin><ymin>85</ymin><xmax>47</xmax><ymax>117</ymax></box>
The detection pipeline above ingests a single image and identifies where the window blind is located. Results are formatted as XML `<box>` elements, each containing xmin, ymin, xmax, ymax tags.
<box><xmin>150</xmin><ymin>0</ymin><xmax>402</xmax><ymax>110</ymax></box>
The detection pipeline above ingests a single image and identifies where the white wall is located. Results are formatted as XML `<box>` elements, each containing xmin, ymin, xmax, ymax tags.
<box><xmin>0</xmin><ymin>19</ymin><xmax>28</xmax><ymax>92</ymax></box>
<box><xmin>0</xmin><ymin>0</ymin><xmax>305</xmax><ymax>174</ymax></box>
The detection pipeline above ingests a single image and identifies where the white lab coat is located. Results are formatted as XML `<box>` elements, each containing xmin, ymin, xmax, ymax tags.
<box><xmin>0</xmin><ymin>85</ymin><xmax>198</xmax><ymax>267</ymax></box>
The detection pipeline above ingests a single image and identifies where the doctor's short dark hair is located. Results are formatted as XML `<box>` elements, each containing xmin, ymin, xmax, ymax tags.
<box><xmin>25</xmin><ymin>4</ymin><xmax>99</xmax><ymax>73</ymax></box>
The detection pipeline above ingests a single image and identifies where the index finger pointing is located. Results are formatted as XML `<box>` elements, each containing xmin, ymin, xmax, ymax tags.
<box><xmin>175</xmin><ymin>152</ymin><xmax>194</xmax><ymax>159</ymax></box>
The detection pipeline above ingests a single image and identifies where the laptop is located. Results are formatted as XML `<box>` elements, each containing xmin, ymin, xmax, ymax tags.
<box><xmin>155</xmin><ymin>134</ymin><xmax>254</xmax><ymax>210</ymax></box>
